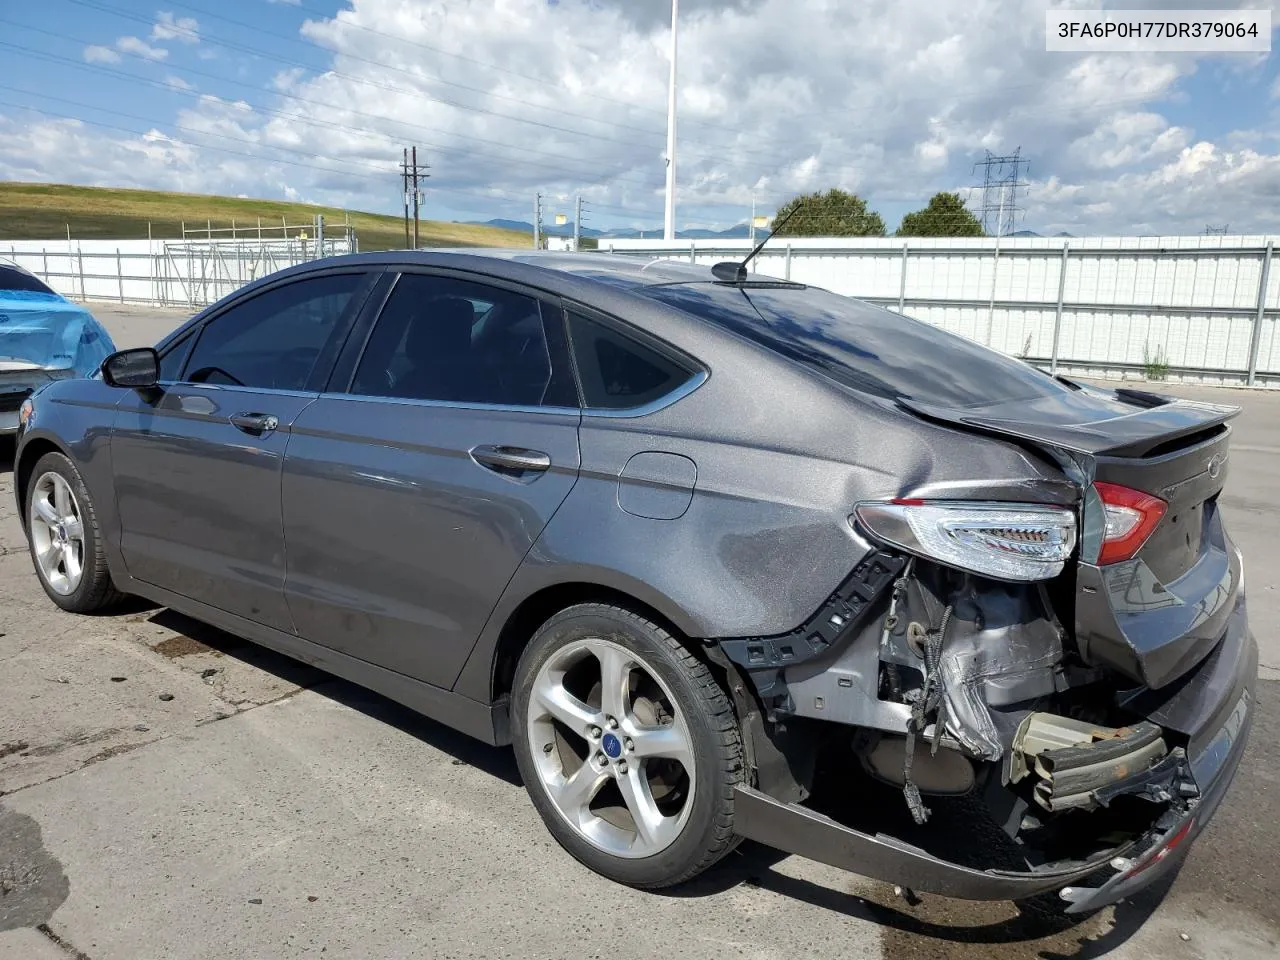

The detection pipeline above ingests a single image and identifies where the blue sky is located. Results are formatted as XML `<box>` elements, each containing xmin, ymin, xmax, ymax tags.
<box><xmin>1</xmin><ymin>1</ymin><xmax>1279</xmax><ymax>235</ymax></box>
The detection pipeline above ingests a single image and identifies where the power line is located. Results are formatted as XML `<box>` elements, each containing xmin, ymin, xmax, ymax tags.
<box><xmin>0</xmin><ymin>33</ymin><xmax>676</xmax><ymax>192</ymax></box>
<box><xmin>64</xmin><ymin>0</ymin><xmax>667</xmax><ymax>153</ymax></box>
<box><xmin>269</xmin><ymin>0</ymin><xmax>1174</xmax><ymax>151</ymax></box>
<box><xmin>0</xmin><ymin>83</ymin><xmax>1031</xmax><ymax>230</ymax></box>
<box><xmin>272</xmin><ymin>0</ymin><xmax>696</xmax><ymax>126</ymax></box>
<box><xmin>34</xmin><ymin>2</ymin><xmax>1201</xmax><ymax>190</ymax></box>
<box><xmin>0</xmin><ymin>81</ymin><xmax>396</xmax><ymax>177</ymax></box>
<box><xmin>0</xmin><ymin>99</ymin><xmax>390</xmax><ymax>180</ymax></box>
<box><xmin>5</xmin><ymin>14</ymin><xmax>1143</xmax><ymax>209</ymax></box>
<box><xmin>147</xmin><ymin>0</ymin><xmax>672</xmax><ymax>139</ymax></box>
<box><xmin>0</xmin><ymin>99</ymin><xmax>661</xmax><ymax>222</ymax></box>
<box><xmin>52</xmin><ymin>1</ymin><xmax>866</xmax><ymax>169</ymax></box>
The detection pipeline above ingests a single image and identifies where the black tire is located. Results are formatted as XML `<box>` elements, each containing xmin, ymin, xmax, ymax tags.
<box><xmin>511</xmin><ymin>603</ymin><xmax>744</xmax><ymax>889</ymax></box>
<box><xmin>25</xmin><ymin>451</ymin><xmax>127</xmax><ymax>613</ymax></box>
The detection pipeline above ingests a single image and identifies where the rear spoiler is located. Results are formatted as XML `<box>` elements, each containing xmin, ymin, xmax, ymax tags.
<box><xmin>898</xmin><ymin>391</ymin><xmax>1240</xmax><ymax>460</ymax></box>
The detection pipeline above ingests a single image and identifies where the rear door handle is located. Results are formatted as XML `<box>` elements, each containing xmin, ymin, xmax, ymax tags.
<box><xmin>469</xmin><ymin>445</ymin><xmax>552</xmax><ymax>474</ymax></box>
<box><xmin>230</xmin><ymin>412</ymin><xmax>280</xmax><ymax>436</ymax></box>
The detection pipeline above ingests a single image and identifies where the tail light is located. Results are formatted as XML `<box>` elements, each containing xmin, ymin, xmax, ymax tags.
<box><xmin>1094</xmin><ymin>482</ymin><xmax>1166</xmax><ymax>564</ymax></box>
<box><xmin>854</xmin><ymin>499</ymin><xmax>1077</xmax><ymax>581</ymax></box>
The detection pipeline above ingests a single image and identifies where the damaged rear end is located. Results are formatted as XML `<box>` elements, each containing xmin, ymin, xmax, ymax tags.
<box><xmin>726</xmin><ymin>383</ymin><xmax>1256</xmax><ymax>912</ymax></box>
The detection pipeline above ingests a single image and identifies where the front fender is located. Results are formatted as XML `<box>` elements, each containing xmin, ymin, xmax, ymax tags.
<box><xmin>15</xmin><ymin>379</ymin><xmax>123</xmax><ymax>568</ymax></box>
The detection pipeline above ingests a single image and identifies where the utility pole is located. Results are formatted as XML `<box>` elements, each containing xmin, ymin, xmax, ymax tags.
<box><xmin>533</xmin><ymin>192</ymin><xmax>543</xmax><ymax>249</ymax></box>
<box><xmin>411</xmin><ymin>145</ymin><xmax>421</xmax><ymax>249</ymax></box>
<box><xmin>749</xmin><ymin>195</ymin><xmax>756</xmax><ymax>244</ymax></box>
<box><xmin>663</xmin><ymin>0</ymin><xmax>679</xmax><ymax>241</ymax></box>
<box><xmin>400</xmin><ymin>147</ymin><xmax>428</xmax><ymax>248</ymax></box>
<box><xmin>574</xmin><ymin>195</ymin><xmax>583</xmax><ymax>250</ymax></box>
<box><xmin>401</xmin><ymin>147</ymin><xmax>410</xmax><ymax>248</ymax></box>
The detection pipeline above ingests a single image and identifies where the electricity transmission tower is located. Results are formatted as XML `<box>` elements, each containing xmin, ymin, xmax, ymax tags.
<box><xmin>1204</xmin><ymin>224</ymin><xmax>1230</xmax><ymax>236</ymax></box>
<box><xmin>972</xmin><ymin>148</ymin><xmax>1028</xmax><ymax>237</ymax></box>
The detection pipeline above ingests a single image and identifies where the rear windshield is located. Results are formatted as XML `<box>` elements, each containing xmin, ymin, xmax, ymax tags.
<box><xmin>638</xmin><ymin>282</ymin><xmax>1067</xmax><ymax>408</ymax></box>
<box><xmin>0</xmin><ymin>265</ymin><xmax>55</xmax><ymax>294</ymax></box>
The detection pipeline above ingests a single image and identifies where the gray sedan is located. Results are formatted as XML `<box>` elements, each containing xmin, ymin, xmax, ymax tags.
<box><xmin>14</xmin><ymin>250</ymin><xmax>1255</xmax><ymax>913</ymax></box>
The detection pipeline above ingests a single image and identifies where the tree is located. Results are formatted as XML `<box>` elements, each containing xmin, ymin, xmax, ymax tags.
<box><xmin>896</xmin><ymin>192</ymin><xmax>984</xmax><ymax>237</ymax></box>
<box><xmin>772</xmin><ymin>188</ymin><xmax>885</xmax><ymax>237</ymax></box>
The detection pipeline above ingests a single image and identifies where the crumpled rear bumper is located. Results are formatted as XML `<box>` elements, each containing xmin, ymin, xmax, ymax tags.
<box><xmin>732</xmin><ymin>594</ymin><xmax>1257</xmax><ymax>912</ymax></box>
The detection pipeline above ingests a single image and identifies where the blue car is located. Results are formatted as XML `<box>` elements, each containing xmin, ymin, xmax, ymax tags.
<box><xmin>0</xmin><ymin>259</ymin><xmax>115</xmax><ymax>434</ymax></box>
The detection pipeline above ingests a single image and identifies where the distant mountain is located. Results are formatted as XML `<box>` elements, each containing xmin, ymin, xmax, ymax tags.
<box><xmin>463</xmin><ymin>218</ymin><xmax>605</xmax><ymax>238</ymax></box>
<box><xmin>462</xmin><ymin>219</ymin><xmax>763</xmax><ymax>241</ymax></box>
<box><xmin>1005</xmin><ymin>230</ymin><xmax>1075</xmax><ymax>239</ymax></box>
<box><xmin>471</xmin><ymin>218</ymin><xmax>535</xmax><ymax>233</ymax></box>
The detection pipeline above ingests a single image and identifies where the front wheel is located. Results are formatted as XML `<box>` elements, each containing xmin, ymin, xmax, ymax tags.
<box><xmin>511</xmin><ymin>603</ymin><xmax>744</xmax><ymax>889</ymax></box>
<box><xmin>25</xmin><ymin>451</ymin><xmax>126</xmax><ymax>613</ymax></box>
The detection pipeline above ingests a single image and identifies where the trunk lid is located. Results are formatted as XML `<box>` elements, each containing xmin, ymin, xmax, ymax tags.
<box><xmin>901</xmin><ymin>382</ymin><xmax>1241</xmax><ymax>690</ymax></box>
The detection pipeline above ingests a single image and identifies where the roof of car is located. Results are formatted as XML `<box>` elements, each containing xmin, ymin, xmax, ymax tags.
<box><xmin>306</xmin><ymin>249</ymin><xmax>719</xmax><ymax>288</ymax></box>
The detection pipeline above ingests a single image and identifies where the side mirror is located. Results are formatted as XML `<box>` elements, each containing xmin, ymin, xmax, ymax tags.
<box><xmin>102</xmin><ymin>348</ymin><xmax>160</xmax><ymax>389</ymax></box>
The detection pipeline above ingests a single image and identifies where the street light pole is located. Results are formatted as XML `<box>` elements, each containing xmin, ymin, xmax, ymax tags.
<box><xmin>663</xmin><ymin>0</ymin><xmax>678</xmax><ymax>241</ymax></box>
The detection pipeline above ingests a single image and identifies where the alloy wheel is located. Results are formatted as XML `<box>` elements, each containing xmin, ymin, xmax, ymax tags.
<box><xmin>29</xmin><ymin>471</ymin><xmax>86</xmax><ymax>596</ymax></box>
<box><xmin>526</xmin><ymin>637</ymin><xmax>696</xmax><ymax>858</ymax></box>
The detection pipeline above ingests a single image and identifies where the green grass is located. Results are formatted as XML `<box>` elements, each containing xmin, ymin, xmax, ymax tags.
<box><xmin>0</xmin><ymin>181</ymin><xmax>530</xmax><ymax>251</ymax></box>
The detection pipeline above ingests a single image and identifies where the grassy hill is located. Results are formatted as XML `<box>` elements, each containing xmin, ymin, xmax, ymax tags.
<box><xmin>0</xmin><ymin>182</ymin><xmax>529</xmax><ymax>251</ymax></box>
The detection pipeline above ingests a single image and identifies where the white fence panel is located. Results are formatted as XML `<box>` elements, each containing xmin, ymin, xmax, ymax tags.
<box><xmin>600</xmin><ymin>235</ymin><xmax>1280</xmax><ymax>387</ymax></box>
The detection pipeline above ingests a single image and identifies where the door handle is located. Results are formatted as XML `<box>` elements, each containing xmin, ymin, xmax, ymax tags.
<box><xmin>230</xmin><ymin>412</ymin><xmax>280</xmax><ymax>436</ymax></box>
<box><xmin>469</xmin><ymin>445</ymin><xmax>552</xmax><ymax>474</ymax></box>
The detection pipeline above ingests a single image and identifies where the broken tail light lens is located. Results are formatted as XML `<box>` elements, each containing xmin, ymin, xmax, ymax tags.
<box><xmin>1094</xmin><ymin>482</ymin><xmax>1166</xmax><ymax>565</ymax></box>
<box><xmin>854</xmin><ymin>500</ymin><xmax>1077</xmax><ymax>582</ymax></box>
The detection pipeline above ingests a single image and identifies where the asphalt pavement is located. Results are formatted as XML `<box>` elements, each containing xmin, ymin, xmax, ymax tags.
<box><xmin>0</xmin><ymin>302</ymin><xmax>1275</xmax><ymax>959</ymax></box>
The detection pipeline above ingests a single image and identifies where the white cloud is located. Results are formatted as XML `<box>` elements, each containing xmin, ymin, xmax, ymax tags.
<box><xmin>1065</xmin><ymin>113</ymin><xmax>1189</xmax><ymax>171</ymax></box>
<box><xmin>116</xmin><ymin>36</ymin><xmax>169</xmax><ymax>62</ymax></box>
<box><xmin>8</xmin><ymin>0</ymin><xmax>1280</xmax><ymax>234</ymax></box>
<box><xmin>164</xmin><ymin>75</ymin><xmax>195</xmax><ymax>92</ymax></box>
<box><xmin>83</xmin><ymin>45</ymin><xmax>121</xmax><ymax>64</ymax></box>
<box><xmin>151</xmin><ymin>12</ymin><xmax>200</xmax><ymax>45</ymax></box>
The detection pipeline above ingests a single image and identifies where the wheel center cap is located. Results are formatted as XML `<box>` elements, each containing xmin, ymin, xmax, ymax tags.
<box><xmin>56</xmin><ymin>524</ymin><xmax>67</xmax><ymax>542</ymax></box>
<box><xmin>601</xmin><ymin>733</ymin><xmax>622</xmax><ymax>759</ymax></box>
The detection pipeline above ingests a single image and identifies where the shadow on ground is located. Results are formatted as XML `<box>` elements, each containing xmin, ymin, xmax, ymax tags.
<box><xmin>145</xmin><ymin>607</ymin><xmax>523</xmax><ymax>788</ymax></box>
<box><xmin>138</xmin><ymin>612</ymin><xmax>1280</xmax><ymax>957</ymax></box>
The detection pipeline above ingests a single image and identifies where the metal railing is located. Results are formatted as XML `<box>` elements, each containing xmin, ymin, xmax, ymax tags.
<box><xmin>4</xmin><ymin>234</ymin><xmax>354</xmax><ymax>309</ymax></box>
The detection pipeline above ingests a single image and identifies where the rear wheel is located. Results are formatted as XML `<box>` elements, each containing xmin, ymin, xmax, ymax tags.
<box><xmin>26</xmin><ymin>451</ymin><xmax>126</xmax><ymax>613</ymax></box>
<box><xmin>511</xmin><ymin>603</ymin><xmax>744</xmax><ymax>888</ymax></box>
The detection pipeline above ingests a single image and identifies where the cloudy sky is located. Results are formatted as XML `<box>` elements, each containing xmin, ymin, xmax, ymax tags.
<box><xmin>0</xmin><ymin>0</ymin><xmax>1277</xmax><ymax>234</ymax></box>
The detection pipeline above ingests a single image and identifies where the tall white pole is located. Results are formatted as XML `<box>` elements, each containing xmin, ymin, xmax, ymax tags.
<box><xmin>663</xmin><ymin>0</ymin><xmax>679</xmax><ymax>241</ymax></box>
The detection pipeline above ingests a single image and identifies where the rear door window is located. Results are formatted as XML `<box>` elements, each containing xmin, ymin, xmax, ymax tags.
<box><xmin>349</xmin><ymin>273</ymin><xmax>577</xmax><ymax>408</ymax></box>
<box><xmin>639</xmin><ymin>283</ymin><xmax>1067</xmax><ymax>408</ymax></box>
